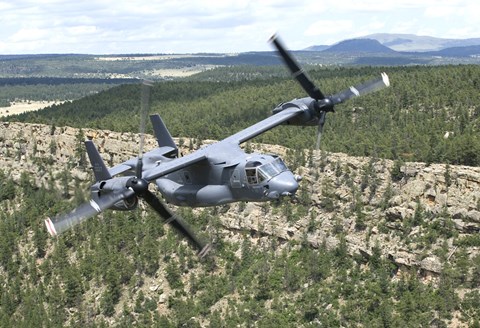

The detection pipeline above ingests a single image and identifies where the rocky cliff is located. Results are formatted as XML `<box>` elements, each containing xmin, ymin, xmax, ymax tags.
<box><xmin>2</xmin><ymin>121</ymin><xmax>479</xmax><ymax>278</ymax></box>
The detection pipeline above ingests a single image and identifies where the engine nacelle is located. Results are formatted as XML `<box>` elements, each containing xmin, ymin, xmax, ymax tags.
<box><xmin>89</xmin><ymin>189</ymin><xmax>138</xmax><ymax>211</ymax></box>
<box><xmin>90</xmin><ymin>176</ymin><xmax>138</xmax><ymax>211</ymax></box>
<box><xmin>94</xmin><ymin>176</ymin><xmax>132</xmax><ymax>192</ymax></box>
<box><xmin>272</xmin><ymin>98</ymin><xmax>319</xmax><ymax>126</ymax></box>
<box><xmin>111</xmin><ymin>196</ymin><xmax>138</xmax><ymax>211</ymax></box>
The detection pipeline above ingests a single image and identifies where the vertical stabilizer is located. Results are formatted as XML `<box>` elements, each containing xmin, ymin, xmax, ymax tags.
<box><xmin>149</xmin><ymin>114</ymin><xmax>178</xmax><ymax>155</ymax></box>
<box><xmin>85</xmin><ymin>140</ymin><xmax>111</xmax><ymax>181</ymax></box>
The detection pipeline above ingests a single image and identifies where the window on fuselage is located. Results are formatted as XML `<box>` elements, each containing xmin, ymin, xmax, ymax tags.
<box><xmin>245</xmin><ymin>161</ymin><xmax>262</xmax><ymax>185</ymax></box>
<box><xmin>246</xmin><ymin>168</ymin><xmax>258</xmax><ymax>184</ymax></box>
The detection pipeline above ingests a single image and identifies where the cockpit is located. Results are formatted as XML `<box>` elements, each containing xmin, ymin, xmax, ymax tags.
<box><xmin>245</xmin><ymin>157</ymin><xmax>288</xmax><ymax>185</ymax></box>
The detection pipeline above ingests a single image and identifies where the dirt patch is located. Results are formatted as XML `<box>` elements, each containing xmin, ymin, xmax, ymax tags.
<box><xmin>0</xmin><ymin>101</ymin><xmax>66</xmax><ymax>118</ymax></box>
<box><xmin>147</xmin><ymin>65</ymin><xmax>219</xmax><ymax>78</ymax></box>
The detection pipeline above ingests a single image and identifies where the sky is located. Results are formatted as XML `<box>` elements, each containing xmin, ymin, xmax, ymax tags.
<box><xmin>0</xmin><ymin>0</ymin><xmax>479</xmax><ymax>54</ymax></box>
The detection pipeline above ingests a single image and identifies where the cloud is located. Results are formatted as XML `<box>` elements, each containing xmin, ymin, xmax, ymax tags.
<box><xmin>305</xmin><ymin>20</ymin><xmax>354</xmax><ymax>37</ymax></box>
<box><xmin>66</xmin><ymin>25</ymin><xmax>98</xmax><ymax>36</ymax></box>
<box><xmin>0</xmin><ymin>0</ymin><xmax>478</xmax><ymax>54</ymax></box>
<box><xmin>9</xmin><ymin>28</ymin><xmax>49</xmax><ymax>42</ymax></box>
<box><xmin>424</xmin><ymin>4</ymin><xmax>460</xmax><ymax>18</ymax></box>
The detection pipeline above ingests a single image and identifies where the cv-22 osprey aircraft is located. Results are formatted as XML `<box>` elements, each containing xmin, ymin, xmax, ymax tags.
<box><xmin>45</xmin><ymin>35</ymin><xmax>390</xmax><ymax>256</ymax></box>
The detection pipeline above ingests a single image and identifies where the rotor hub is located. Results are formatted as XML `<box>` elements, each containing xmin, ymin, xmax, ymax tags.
<box><xmin>316</xmin><ymin>98</ymin><xmax>334</xmax><ymax>112</ymax></box>
<box><xmin>128</xmin><ymin>177</ymin><xmax>149</xmax><ymax>195</ymax></box>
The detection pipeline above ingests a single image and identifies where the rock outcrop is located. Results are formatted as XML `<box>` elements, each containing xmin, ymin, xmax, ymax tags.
<box><xmin>1</xmin><ymin>121</ymin><xmax>479</xmax><ymax>276</ymax></box>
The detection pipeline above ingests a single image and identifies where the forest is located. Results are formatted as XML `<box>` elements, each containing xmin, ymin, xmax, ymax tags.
<box><xmin>0</xmin><ymin>77</ymin><xmax>138</xmax><ymax>107</ymax></box>
<box><xmin>1</xmin><ymin>64</ymin><xmax>480</xmax><ymax>326</ymax></box>
<box><xmin>1</xmin><ymin>166</ymin><xmax>479</xmax><ymax>327</ymax></box>
<box><xmin>6</xmin><ymin>64</ymin><xmax>480</xmax><ymax>166</ymax></box>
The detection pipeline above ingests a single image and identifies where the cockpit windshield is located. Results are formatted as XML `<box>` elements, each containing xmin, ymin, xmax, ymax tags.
<box><xmin>245</xmin><ymin>157</ymin><xmax>289</xmax><ymax>185</ymax></box>
<box><xmin>258</xmin><ymin>158</ymin><xmax>288</xmax><ymax>181</ymax></box>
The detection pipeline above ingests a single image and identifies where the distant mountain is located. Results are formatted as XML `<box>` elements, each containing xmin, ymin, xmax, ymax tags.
<box><xmin>322</xmin><ymin>38</ymin><xmax>396</xmax><ymax>53</ymax></box>
<box><xmin>362</xmin><ymin>33</ymin><xmax>480</xmax><ymax>52</ymax></box>
<box><xmin>304</xmin><ymin>33</ymin><xmax>480</xmax><ymax>59</ymax></box>
<box><xmin>304</xmin><ymin>44</ymin><xmax>330</xmax><ymax>51</ymax></box>
<box><xmin>420</xmin><ymin>45</ymin><xmax>480</xmax><ymax>58</ymax></box>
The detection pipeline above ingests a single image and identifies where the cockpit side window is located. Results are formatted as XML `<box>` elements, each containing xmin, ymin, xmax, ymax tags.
<box><xmin>246</xmin><ymin>168</ymin><xmax>258</xmax><ymax>184</ymax></box>
<box><xmin>245</xmin><ymin>161</ymin><xmax>262</xmax><ymax>185</ymax></box>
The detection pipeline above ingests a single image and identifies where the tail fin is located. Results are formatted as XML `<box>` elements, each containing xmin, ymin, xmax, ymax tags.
<box><xmin>85</xmin><ymin>140</ymin><xmax>111</xmax><ymax>181</ymax></box>
<box><xmin>149</xmin><ymin>114</ymin><xmax>178</xmax><ymax>157</ymax></box>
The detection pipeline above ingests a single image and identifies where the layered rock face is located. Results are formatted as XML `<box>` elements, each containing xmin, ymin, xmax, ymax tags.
<box><xmin>1</xmin><ymin>121</ymin><xmax>479</xmax><ymax>275</ymax></box>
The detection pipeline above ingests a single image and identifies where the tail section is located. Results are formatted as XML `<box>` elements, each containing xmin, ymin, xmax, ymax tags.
<box><xmin>150</xmin><ymin>114</ymin><xmax>178</xmax><ymax>157</ymax></box>
<box><xmin>85</xmin><ymin>140</ymin><xmax>112</xmax><ymax>181</ymax></box>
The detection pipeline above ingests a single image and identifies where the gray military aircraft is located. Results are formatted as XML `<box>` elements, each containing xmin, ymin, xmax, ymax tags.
<box><xmin>45</xmin><ymin>35</ymin><xmax>390</xmax><ymax>256</ymax></box>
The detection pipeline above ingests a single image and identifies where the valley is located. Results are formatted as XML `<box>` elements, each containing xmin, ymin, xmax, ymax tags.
<box><xmin>1</xmin><ymin>44</ymin><xmax>479</xmax><ymax>326</ymax></box>
<box><xmin>1</xmin><ymin>121</ymin><xmax>479</xmax><ymax>326</ymax></box>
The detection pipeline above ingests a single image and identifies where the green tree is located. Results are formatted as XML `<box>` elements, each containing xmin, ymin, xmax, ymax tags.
<box><xmin>391</xmin><ymin>160</ymin><xmax>404</xmax><ymax>182</ymax></box>
<box><xmin>0</xmin><ymin>171</ymin><xmax>15</xmax><ymax>201</ymax></box>
<box><xmin>64</xmin><ymin>268</ymin><xmax>84</xmax><ymax>308</ymax></box>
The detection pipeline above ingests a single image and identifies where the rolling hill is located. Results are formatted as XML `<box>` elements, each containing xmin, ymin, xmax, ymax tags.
<box><xmin>363</xmin><ymin>33</ymin><xmax>480</xmax><ymax>52</ymax></box>
<box><xmin>305</xmin><ymin>33</ymin><xmax>480</xmax><ymax>60</ymax></box>
<box><xmin>321</xmin><ymin>39</ymin><xmax>396</xmax><ymax>54</ymax></box>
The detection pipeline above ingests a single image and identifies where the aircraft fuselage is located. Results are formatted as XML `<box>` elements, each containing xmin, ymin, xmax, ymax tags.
<box><xmin>154</xmin><ymin>149</ymin><xmax>300</xmax><ymax>207</ymax></box>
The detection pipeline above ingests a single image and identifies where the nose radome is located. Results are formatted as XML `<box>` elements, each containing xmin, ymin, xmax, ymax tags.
<box><xmin>268</xmin><ymin>171</ymin><xmax>299</xmax><ymax>196</ymax></box>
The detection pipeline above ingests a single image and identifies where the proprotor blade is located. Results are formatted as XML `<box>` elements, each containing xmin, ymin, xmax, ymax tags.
<box><xmin>329</xmin><ymin>72</ymin><xmax>390</xmax><ymax>105</ymax></box>
<box><xmin>142</xmin><ymin>190</ymin><xmax>211</xmax><ymax>257</ymax></box>
<box><xmin>315</xmin><ymin>111</ymin><xmax>327</xmax><ymax>152</ymax></box>
<box><xmin>136</xmin><ymin>80</ymin><xmax>154</xmax><ymax>178</ymax></box>
<box><xmin>269</xmin><ymin>34</ymin><xmax>325</xmax><ymax>100</ymax></box>
<box><xmin>45</xmin><ymin>189</ymin><xmax>135</xmax><ymax>236</ymax></box>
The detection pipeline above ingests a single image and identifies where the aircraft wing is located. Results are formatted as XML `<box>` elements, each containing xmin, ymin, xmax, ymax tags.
<box><xmin>143</xmin><ymin>149</ymin><xmax>208</xmax><ymax>182</ymax></box>
<box><xmin>107</xmin><ymin>146</ymin><xmax>180</xmax><ymax>178</ymax></box>
<box><xmin>143</xmin><ymin>106</ymin><xmax>303</xmax><ymax>181</ymax></box>
<box><xmin>108</xmin><ymin>163</ymin><xmax>133</xmax><ymax>177</ymax></box>
<box><xmin>222</xmin><ymin>106</ymin><xmax>304</xmax><ymax>145</ymax></box>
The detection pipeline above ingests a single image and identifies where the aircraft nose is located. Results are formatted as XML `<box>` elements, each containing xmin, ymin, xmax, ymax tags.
<box><xmin>265</xmin><ymin>171</ymin><xmax>299</xmax><ymax>199</ymax></box>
